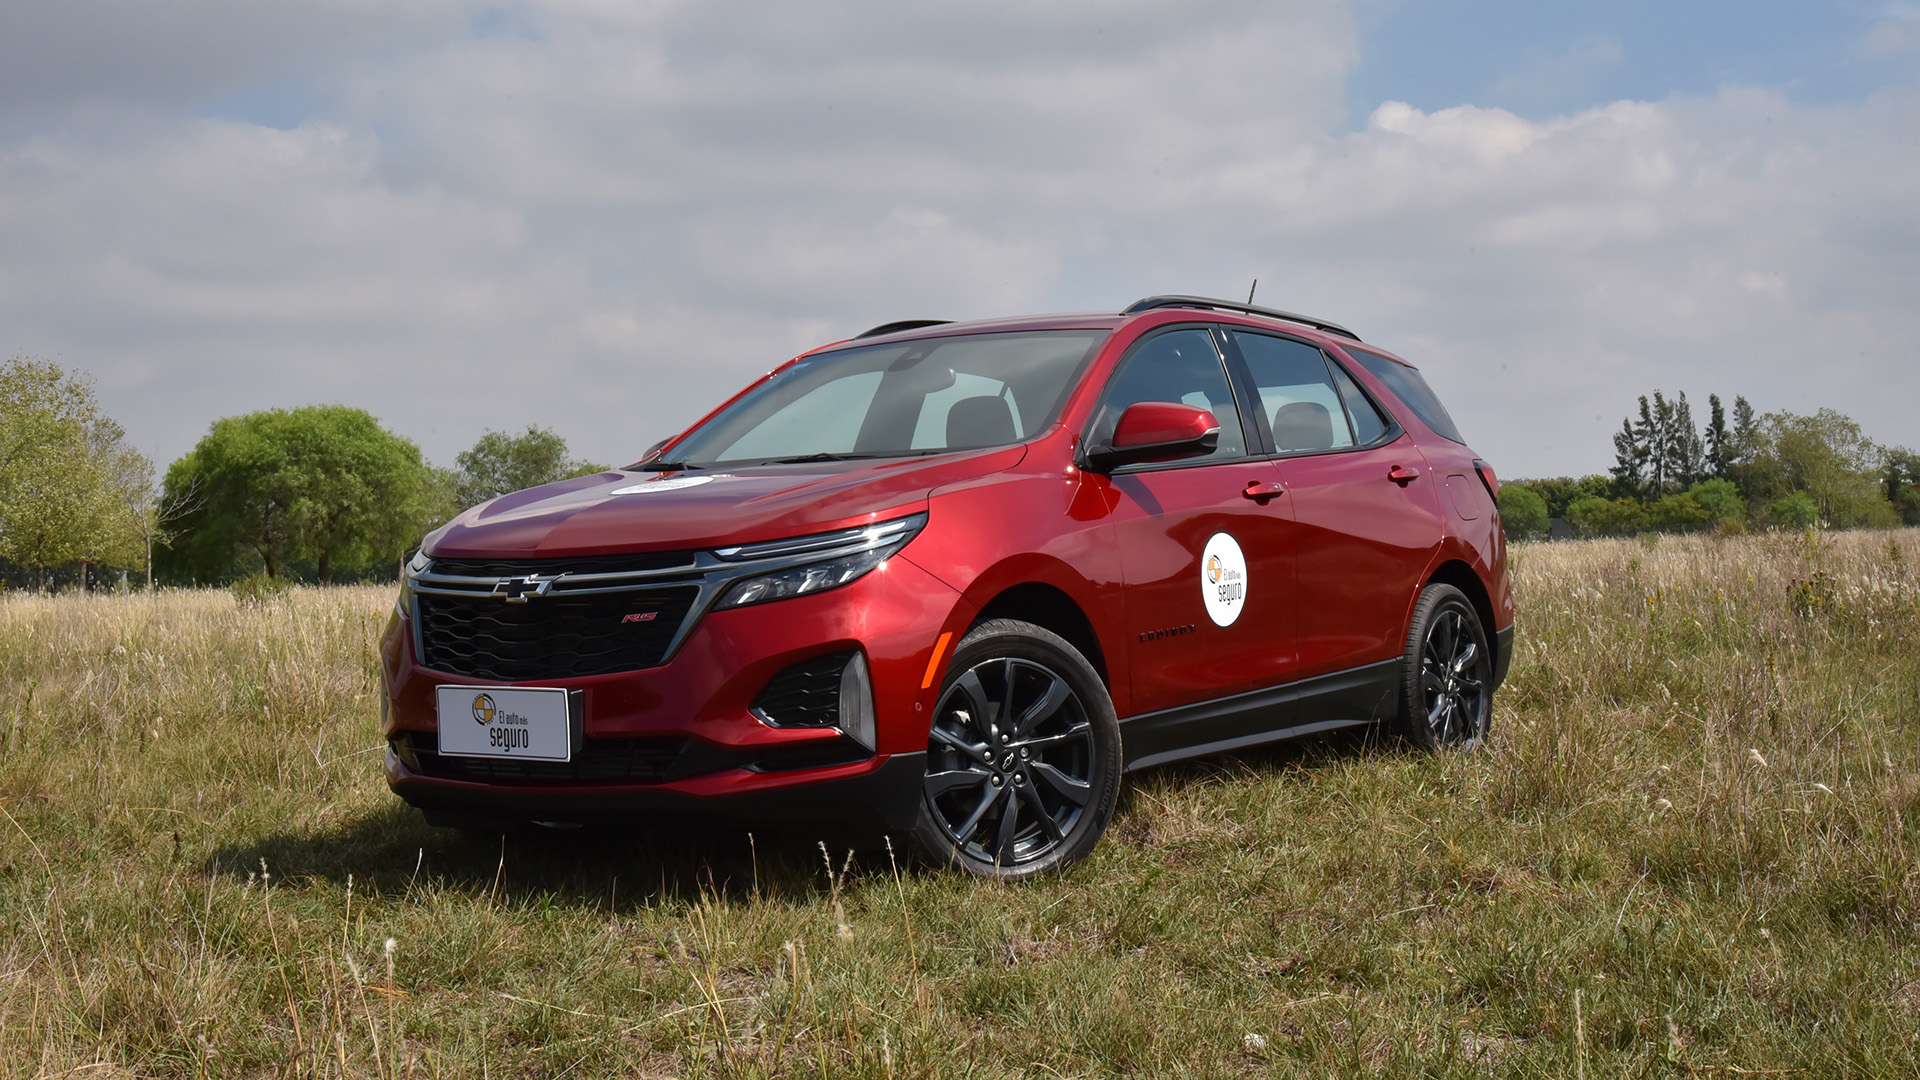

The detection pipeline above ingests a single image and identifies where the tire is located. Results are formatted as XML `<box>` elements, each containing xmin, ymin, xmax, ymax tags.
<box><xmin>912</xmin><ymin>619</ymin><xmax>1122</xmax><ymax>880</ymax></box>
<box><xmin>1393</xmin><ymin>584</ymin><xmax>1493</xmax><ymax>751</ymax></box>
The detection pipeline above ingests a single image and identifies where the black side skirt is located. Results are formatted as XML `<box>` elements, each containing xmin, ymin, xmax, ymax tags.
<box><xmin>1120</xmin><ymin>659</ymin><xmax>1399</xmax><ymax>772</ymax></box>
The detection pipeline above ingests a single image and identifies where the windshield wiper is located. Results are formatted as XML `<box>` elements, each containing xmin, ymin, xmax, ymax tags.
<box><xmin>763</xmin><ymin>452</ymin><xmax>876</xmax><ymax>464</ymax></box>
<box><xmin>636</xmin><ymin>459</ymin><xmax>701</xmax><ymax>471</ymax></box>
<box><xmin>764</xmin><ymin>449</ymin><xmax>953</xmax><ymax>465</ymax></box>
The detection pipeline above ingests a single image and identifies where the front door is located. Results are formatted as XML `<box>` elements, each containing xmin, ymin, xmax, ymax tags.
<box><xmin>1082</xmin><ymin>326</ymin><xmax>1298</xmax><ymax>727</ymax></box>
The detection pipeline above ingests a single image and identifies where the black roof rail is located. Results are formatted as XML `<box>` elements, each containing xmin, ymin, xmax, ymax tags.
<box><xmin>1121</xmin><ymin>295</ymin><xmax>1360</xmax><ymax>341</ymax></box>
<box><xmin>855</xmin><ymin>319</ymin><xmax>952</xmax><ymax>339</ymax></box>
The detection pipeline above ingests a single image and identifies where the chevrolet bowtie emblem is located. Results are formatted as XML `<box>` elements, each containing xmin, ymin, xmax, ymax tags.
<box><xmin>492</xmin><ymin>573</ymin><xmax>561</xmax><ymax>603</ymax></box>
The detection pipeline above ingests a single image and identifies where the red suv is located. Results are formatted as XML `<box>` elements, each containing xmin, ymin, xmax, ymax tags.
<box><xmin>381</xmin><ymin>295</ymin><xmax>1514</xmax><ymax>878</ymax></box>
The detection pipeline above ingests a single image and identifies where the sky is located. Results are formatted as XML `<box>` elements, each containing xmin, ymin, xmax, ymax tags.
<box><xmin>2</xmin><ymin>0</ymin><xmax>1917</xmax><ymax>480</ymax></box>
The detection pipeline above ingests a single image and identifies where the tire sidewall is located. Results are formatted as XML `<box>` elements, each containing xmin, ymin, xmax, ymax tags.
<box><xmin>911</xmin><ymin>619</ymin><xmax>1122</xmax><ymax>880</ymax></box>
<box><xmin>1397</xmin><ymin>584</ymin><xmax>1492</xmax><ymax>752</ymax></box>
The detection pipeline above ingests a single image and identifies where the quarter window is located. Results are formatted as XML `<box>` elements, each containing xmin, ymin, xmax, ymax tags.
<box><xmin>1342</xmin><ymin>344</ymin><xmax>1466</xmax><ymax>445</ymax></box>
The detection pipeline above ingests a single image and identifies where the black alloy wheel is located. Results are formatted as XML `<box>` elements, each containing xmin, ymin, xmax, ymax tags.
<box><xmin>913</xmin><ymin>619</ymin><xmax>1121</xmax><ymax>879</ymax></box>
<box><xmin>1395</xmin><ymin>584</ymin><xmax>1493</xmax><ymax>751</ymax></box>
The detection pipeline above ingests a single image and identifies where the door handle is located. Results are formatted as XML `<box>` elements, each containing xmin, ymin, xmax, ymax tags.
<box><xmin>1388</xmin><ymin>465</ymin><xmax>1420</xmax><ymax>487</ymax></box>
<box><xmin>1242</xmin><ymin>480</ymin><xmax>1286</xmax><ymax>504</ymax></box>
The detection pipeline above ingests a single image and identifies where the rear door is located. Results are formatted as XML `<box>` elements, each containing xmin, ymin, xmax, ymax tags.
<box><xmin>1223</xmin><ymin>329</ymin><xmax>1445</xmax><ymax>683</ymax></box>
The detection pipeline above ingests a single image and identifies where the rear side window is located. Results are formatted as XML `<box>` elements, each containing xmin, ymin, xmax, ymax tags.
<box><xmin>1230</xmin><ymin>330</ymin><xmax>1394</xmax><ymax>453</ymax></box>
<box><xmin>1343</xmin><ymin>345</ymin><xmax>1466</xmax><ymax>445</ymax></box>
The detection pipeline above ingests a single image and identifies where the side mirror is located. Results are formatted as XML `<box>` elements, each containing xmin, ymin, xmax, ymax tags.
<box><xmin>1085</xmin><ymin>401</ymin><xmax>1220</xmax><ymax>472</ymax></box>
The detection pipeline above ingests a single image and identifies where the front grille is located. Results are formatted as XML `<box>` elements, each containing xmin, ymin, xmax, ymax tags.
<box><xmin>428</xmin><ymin>551</ymin><xmax>695</xmax><ymax>577</ymax></box>
<box><xmin>401</xmin><ymin>732</ymin><xmax>690</xmax><ymax>785</ymax></box>
<box><xmin>751</xmin><ymin>651</ymin><xmax>855</xmax><ymax>727</ymax></box>
<box><xmin>416</xmin><ymin>587</ymin><xmax>698</xmax><ymax>680</ymax></box>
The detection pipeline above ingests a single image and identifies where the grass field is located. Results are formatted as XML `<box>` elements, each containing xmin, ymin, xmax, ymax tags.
<box><xmin>1</xmin><ymin>528</ymin><xmax>1916</xmax><ymax>1078</ymax></box>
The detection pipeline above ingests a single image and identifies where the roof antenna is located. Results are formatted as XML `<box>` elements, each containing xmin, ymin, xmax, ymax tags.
<box><xmin>1247</xmin><ymin>278</ymin><xmax>1258</xmax><ymax>305</ymax></box>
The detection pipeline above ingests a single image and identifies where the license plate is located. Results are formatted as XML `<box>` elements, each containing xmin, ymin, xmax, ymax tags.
<box><xmin>435</xmin><ymin>686</ymin><xmax>572</xmax><ymax>762</ymax></box>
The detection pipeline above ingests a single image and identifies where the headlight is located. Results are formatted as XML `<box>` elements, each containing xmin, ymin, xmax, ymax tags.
<box><xmin>397</xmin><ymin>549</ymin><xmax>429</xmax><ymax>617</ymax></box>
<box><xmin>714</xmin><ymin>513</ymin><xmax>925</xmax><ymax>609</ymax></box>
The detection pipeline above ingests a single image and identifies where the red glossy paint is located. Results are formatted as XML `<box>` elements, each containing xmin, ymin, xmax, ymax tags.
<box><xmin>1110</xmin><ymin>401</ymin><xmax>1219</xmax><ymax>450</ymax></box>
<box><xmin>380</xmin><ymin>300</ymin><xmax>1515</xmax><ymax>834</ymax></box>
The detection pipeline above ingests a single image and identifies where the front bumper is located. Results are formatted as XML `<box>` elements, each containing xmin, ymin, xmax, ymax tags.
<box><xmin>380</xmin><ymin>550</ymin><xmax>969</xmax><ymax>831</ymax></box>
<box><xmin>388</xmin><ymin>746</ymin><xmax>927</xmax><ymax>832</ymax></box>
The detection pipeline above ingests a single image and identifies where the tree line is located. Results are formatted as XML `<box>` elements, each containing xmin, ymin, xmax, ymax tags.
<box><xmin>7</xmin><ymin>357</ymin><xmax>1916</xmax><ymax>587</ymax></box>
<box><xmin>1498</xmin><ymin>390</ymin><xmax>1920</xmax><ymax>541</ymax></box>
<box><xmin>0</xmin><ymin>357</ymin><xmax>606</xmax><ymax>590</ymax></box>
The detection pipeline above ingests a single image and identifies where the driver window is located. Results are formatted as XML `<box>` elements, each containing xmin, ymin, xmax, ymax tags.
<box><xmin>1093</xmin><ymin>328</ymin><xmax>1246</xmax><ymax>462</ymax></box>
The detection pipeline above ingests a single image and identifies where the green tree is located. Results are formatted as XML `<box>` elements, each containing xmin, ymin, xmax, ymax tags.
<box><xmin>160</xmin><ymin>406</ymin><xmax>439</xmax><ymax>584</ymax></box>
<box><xmin>1512</xmin><ymin>475</ymin><xmax>1611</xmax><ymax>519</ymax></box>
<box><xmin>1747</xmin><ymin>409</ymin><xmax>1896</xmax><ymax>529</ymax></box>
<box><xmin>1566</xmin><ymin>495</ymin><xmax>1651</xmax><ymax>537</ymax></box>
<box><xmin>1496</xmin><ymin>486</ymin><xmax>1549</xmax><ymax>542</ymax></box>
<box><xmin>1687</xmin><ymin>477</ymin><xmax>1747</xmax><ymax>527</ymax></box>
<box><xmin>0</xmin><ymin>358</ymin><xmax>150</xmax><ymax>590</ymax></box>
<box><xmin>454</xmin><ymin>426</ymin><xmax>608</xmax><ymax>509</ymax></box>
<box><xmin>1769</xmin><ymin>491</ymin><xmax>1820</xmax><ymax>529</ymax></box>
<box><xmin>1885</xmin><ymin>448</ymin><xmax>1920</xmax><ymax>526</ymax></box>
<box><xmin>1648</xmin><ymin>492</ymin><xmax>1709</xmax><ymax>532</ymax></box>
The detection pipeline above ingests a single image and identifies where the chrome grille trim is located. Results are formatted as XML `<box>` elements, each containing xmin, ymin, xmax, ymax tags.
<box><xmin>406</xmin><ymin>512</ymin><xmax>926</xmax><ymax>674</ymax></box>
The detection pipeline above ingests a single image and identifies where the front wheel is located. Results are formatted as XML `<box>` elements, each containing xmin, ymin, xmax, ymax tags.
<box><xmin>912</xmin><ymin>620</ymin><xmax>1121</xmax><ymax>880</ymax></box>
<box><xmin>1393</xmin><ymin>584</ymin><xmax>1493</xmax><ymax>751</ymax></box>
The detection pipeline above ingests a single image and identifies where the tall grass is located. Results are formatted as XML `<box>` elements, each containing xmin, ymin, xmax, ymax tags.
<box><xmin>0</xmin><ymin>529</ymin><xmax>1915</xmax><ymax>1077</ymax></box>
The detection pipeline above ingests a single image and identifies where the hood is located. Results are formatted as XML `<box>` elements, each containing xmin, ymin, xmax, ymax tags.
<box><xmin>426</xmin><ymin>445</ymin><xmax>1026</xmax><ymax>558</ymax></box>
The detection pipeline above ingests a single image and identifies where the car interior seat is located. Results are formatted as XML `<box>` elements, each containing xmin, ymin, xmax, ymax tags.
<box><xmin>1272</xmin><ymin>401</ymin><xmax>1334</xmax><ymax>451</ymax></box>
<box><xmin>947</xmin><ymin>395</ymin><xmax>1018</xmax><ymax>447</ymax></box>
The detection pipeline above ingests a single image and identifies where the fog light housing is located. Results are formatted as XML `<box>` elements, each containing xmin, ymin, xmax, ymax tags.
<box><xmin>752</xmin><ymin>650</ymin><xmax>876</xmax><ymax>750</ymax></box>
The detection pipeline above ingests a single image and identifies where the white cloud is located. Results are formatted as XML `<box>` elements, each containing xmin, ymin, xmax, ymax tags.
<box><xmin>0</xmin><ymin>0</ymin><xmax>1916</xmax><ymax>484</ymax></box>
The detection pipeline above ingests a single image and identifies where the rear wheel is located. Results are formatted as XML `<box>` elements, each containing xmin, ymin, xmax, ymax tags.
<box><xmin>912</xmin><ymin>620</ymin><xmax>1121</xmax><ymax>880</ymax></box>
<box><xmin>1394</xmin><ymin>584</ymin><xmax>1493</xmax><ymax>751</ymax></box>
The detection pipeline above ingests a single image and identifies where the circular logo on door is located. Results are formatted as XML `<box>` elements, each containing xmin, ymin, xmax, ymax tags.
<box><xmin>471</xmin><ymin>693</ymin><xmax>497</xmax><ymax>725</ymax></box>
<box><xmin>1200</xmin><ymin>532</ymin><xmax>1247</xmax><ymax>627</ymax></box>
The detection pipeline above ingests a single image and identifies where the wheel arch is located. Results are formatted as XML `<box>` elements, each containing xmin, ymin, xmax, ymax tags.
<box><xmin>1425</xmin><ymin>558</ymin><xmax>1497</xmax><ymax>647</ymax></box>
<box><xmin>969</xmin><ymin>582</ymin><xmax>1109</xmax><ymax>690</ymax></box>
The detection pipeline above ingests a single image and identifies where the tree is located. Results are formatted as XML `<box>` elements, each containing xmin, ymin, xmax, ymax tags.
<box><xmin>1770</xmin><ymin>491</ymin><xmax>1820</xmax><ymax>529</ymax></box>
<box><xmin>160</xmin><ymin>406</ymin><xmax>440</xmax><ymax>584</ymax></box>
<box><xmin>1567</xmin><ymin>495</ymin><xmax>1651</xmax><ymax>537</ymax></box>
<box><xmin>1648</xmin><ymin>492</ymin><xmax>1709</xmax><ymax>532</ymax></box>
<box><xmin>0</xmin><ymin>358</ymin><xmax>150</xmax><ymax>590</ymax></box>
<box><xmin>453</xmin><ymin>426</ymin><xmax>608</xmax><ymax>509</ymax></box>
<box><xmin>1687</xmin><ymin>478</ymin><xmax>1747</xmax><ymax>527</ymax></box>
<box><xmin>1886</xmin><ymin>448</ymin><xmax>1920</xmax><ymax>526</ymax></box>
<box><xmin>1496</xmin><ymin>486</ymin><xmax>1549</xmax><ymax>542</ymax></box>
<box><xmin>1705</xmin><ymin>394</ymin><xmax>1733</xmax><ymax>478</ymax></box>
<box><xmin>1515</xmin><ymin>475</ymin><xmax>1612</xmax><ymax>520</ymax></box>
<box><xmin>1747</xmin><ymin>408</ymin><xmax>1896</xmax><ymax>529</ymax></box>
<box><xmin>1610</xmin><ymin>403</ymin><xmax>1650</xmax><ymax>497</ymax></box>
<box><xmin>1611</xmin><ymin>391</ymin><xmax>1705</xmax><ymax>499</ymax></box>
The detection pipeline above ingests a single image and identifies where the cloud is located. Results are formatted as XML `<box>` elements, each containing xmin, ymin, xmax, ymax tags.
<box><xmin>0</xmin><ymin>0</ymin><xmax>1916</xmax><ymax>484</ymax></box>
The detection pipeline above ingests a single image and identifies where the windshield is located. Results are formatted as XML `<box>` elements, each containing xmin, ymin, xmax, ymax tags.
<box><xmin>663</xmin><ymin>330</ymin><xmax>1106</xmax><ymax>466</ymax></box>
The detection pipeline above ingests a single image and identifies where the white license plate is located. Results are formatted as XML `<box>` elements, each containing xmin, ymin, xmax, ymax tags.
<box><xmin>435</xmin><ymin>686</ymin><xmax>572</xmax><ymax>762</ymax></box>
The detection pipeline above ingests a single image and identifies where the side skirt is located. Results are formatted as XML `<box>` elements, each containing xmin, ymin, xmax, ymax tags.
<box><xmin>1119</xmin><ymin>659</ymin><xmax>1398</xmax><ymax>772</ymax></box>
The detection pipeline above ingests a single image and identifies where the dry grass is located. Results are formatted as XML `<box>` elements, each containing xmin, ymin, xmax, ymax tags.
<box><xmin>0</xmin><ymin>528</ymin><xmax>1916</xmax><ymax>1077</ymax></box>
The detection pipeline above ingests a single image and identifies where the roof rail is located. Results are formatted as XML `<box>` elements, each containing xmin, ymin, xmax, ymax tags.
<box><xmin>855</xmin><ymin>319</ymin><xmax>952</xmax><ymax>339</ymax></box>
<box><xmin>1121</xmin><ymin>295</ymin><xmax>1359</xmax><ymax>341</ymax></box>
